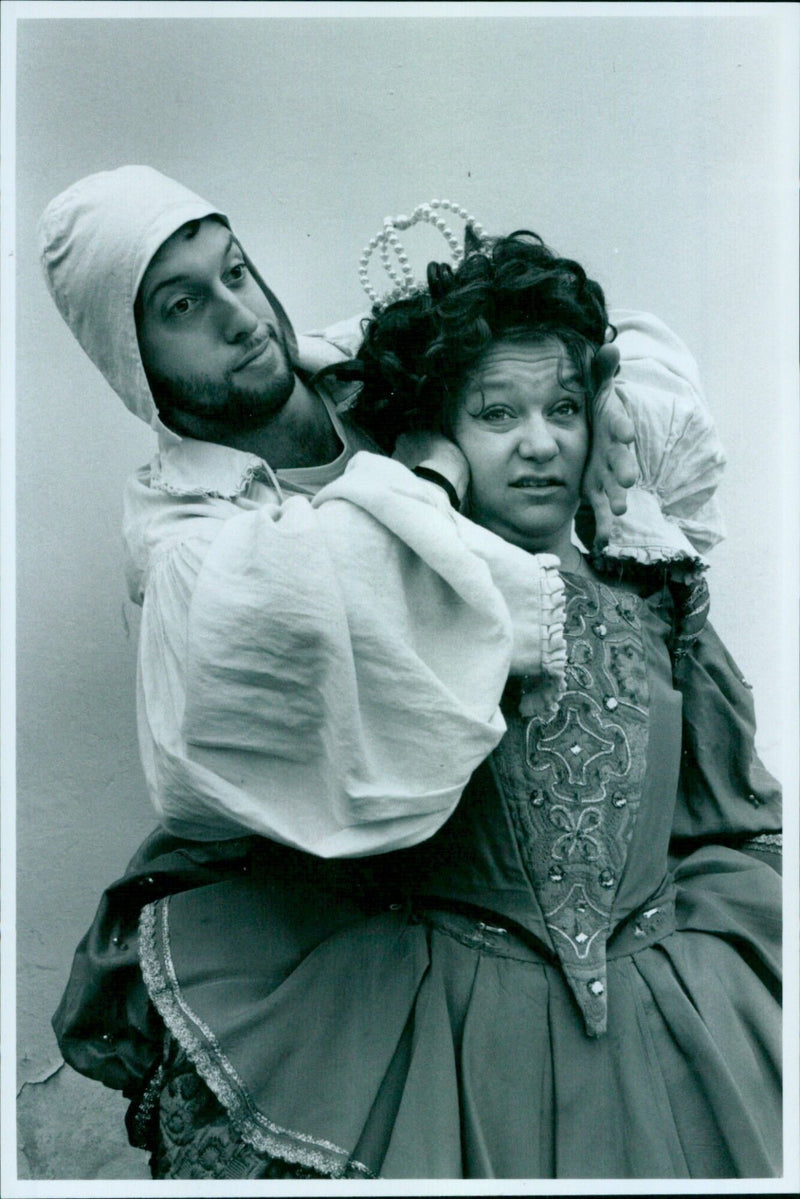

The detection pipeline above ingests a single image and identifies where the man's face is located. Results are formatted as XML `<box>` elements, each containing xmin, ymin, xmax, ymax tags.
<box><xmin>136</xmin><ymin>217</ymin><xmax>295</xmax><ymax>432</ymax></box>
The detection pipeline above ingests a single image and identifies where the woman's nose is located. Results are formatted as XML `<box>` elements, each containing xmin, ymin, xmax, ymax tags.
<box><xmin>517</xmin><ymin>416</ymin><xmax>558</xmax><ymax>461</ymax></box>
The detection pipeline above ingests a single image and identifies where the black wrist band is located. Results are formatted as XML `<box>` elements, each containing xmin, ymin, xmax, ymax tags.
<box><xmin>413</xmin><ymin>465</ymin><xmax>460</xmax><ymax>509</ymax></box>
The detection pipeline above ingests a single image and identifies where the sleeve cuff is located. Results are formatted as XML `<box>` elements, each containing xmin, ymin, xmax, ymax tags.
<box><xmin>600</xmin><ymin>486</ymin><xmax>714</xmax><ymax>571</ymax></box>
<box><xmin>517</xmin><ymin>558</ymin><xmax>567</xmax><ymax>722</ymax></box>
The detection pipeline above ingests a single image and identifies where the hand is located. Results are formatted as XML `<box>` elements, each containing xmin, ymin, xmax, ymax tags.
<box><xmin>393</xmin><ymin>431</ymin><xmax>470</xmax><ymax>505</ymax></box>
<box><xmin>581</xmin><ymin>344</ymin><xmax>637</xmax><ymax>547</ymax></box>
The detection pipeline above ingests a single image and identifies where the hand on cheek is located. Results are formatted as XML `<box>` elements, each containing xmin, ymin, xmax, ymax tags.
<box><xmin>583</xmin><ymin>343</ymin><xmax>638</xmax><ymax>547</ymax></box>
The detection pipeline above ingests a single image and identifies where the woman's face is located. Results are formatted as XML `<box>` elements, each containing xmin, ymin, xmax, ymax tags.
<box><xmin>451</xmin><ymin>337</ymin><xmax>590</xmax><ymax>560</ymax></box>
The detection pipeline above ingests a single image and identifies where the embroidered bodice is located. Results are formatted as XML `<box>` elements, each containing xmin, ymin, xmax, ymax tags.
<box><xmin>492</xmin><ymin>576</ymin><xmax>651</xmax><ymax>1035</ymax></box>
<box><xmin>344</xmin><ymin>569</ymin><xmax>780</xmax><ymax>1040</ymax></box>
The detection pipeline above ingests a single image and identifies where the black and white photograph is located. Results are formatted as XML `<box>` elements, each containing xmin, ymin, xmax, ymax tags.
<box><xmin>3</xmin><ymin>2</ymin><xmax>798</xmax><ymax>1193</ymax></box>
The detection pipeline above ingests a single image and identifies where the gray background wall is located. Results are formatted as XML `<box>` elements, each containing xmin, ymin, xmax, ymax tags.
<box><xmin>12</xmin><ymin>9</ymin><xmax>797</xmax><ymax>1183</ymax></box>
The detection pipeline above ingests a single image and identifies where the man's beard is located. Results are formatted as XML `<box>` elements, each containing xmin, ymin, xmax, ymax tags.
<box><xmin>148</xmin><ymin>341</ymin><xmax>296</xmax><ymax>435</ymax></box>
<box><xmin>156</xmin><ymin>371</ymin><xmax>295</xmax><ymax>433</ymax></box>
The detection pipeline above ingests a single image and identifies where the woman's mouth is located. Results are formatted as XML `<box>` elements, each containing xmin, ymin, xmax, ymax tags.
<box><xmin>509</xmin><ymin>477</ymin><xmax>564</xmax><ymax>490</ymax></box>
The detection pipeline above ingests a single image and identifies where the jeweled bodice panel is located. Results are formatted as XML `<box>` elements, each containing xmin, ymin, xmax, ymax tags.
<box><xmin>492</xmin><ymin>576</ymin><xmax>650</xmax><ymax>1035</ymax></box>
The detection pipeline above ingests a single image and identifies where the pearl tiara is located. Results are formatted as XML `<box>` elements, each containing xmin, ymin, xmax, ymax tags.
<box><xmin>358</xmin><ymin>199</ymin><xmax>487</xmax><ymax>308</ymax></box>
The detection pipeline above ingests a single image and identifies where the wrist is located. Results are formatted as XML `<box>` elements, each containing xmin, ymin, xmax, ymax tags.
<box><xmin>413</xmin><ymin>465</ymin><xmax>461</xmax><ymax>509</ymax></box>
<box><xmin>415</xmin><ymin>451</ymin><xmax>469</xmax><ymax>504</ymax></box>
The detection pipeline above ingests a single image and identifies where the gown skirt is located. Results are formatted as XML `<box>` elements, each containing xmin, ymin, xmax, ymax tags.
<box><xmin>139</xmin><ymin>840</ymin><xmax>781</xmax><ymax>1180</ymax></box>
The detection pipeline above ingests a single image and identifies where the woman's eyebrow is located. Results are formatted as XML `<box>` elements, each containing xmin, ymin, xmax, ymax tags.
<box><xmin>469</xmin><ymin>375</ymin><xmax>514</xmax><ymax>390</ymax></box>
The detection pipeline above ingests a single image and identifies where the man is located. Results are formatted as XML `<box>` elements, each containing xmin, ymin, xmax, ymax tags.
<box><xmin>39</xmin><ymin>166</ymin><xmax>727</xmax><ymax>1176</ymax></box>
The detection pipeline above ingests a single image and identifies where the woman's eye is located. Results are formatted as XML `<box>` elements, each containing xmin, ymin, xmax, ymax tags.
<box><xmin>552</xmin><ymin>398</ymin><xmax>582</xmax><ymax>417</ymax></box>
<box><xmin>480</xmin><ymin>406</ymin><xmax>515</xmax><ymax>423</ymax></box>
<box><xmin>227</xmin><ymin>261</ymin><xmax>248</xmax><ymax>283</ymax></box>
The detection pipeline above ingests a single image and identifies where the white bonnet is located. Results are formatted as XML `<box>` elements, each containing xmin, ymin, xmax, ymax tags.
<box><xmin>39</xmin><ymin>165</ymin><xmax>297</xmax><ymax>430</ymax></box>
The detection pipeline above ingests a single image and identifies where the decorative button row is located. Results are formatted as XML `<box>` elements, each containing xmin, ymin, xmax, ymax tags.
<box><xmin>633</xmin><ymin>906</ymin><xmax>661</xmax><ymax>938</ymax></box>
<box><xmin>532</xmin><ymin>789</ymin><xmax>627</xmax><ymax>811</ymax></box>
<box><xmin>548</xmin><ymin>865</ymin><xmax>616</xmax><ymax>888</ymax></box>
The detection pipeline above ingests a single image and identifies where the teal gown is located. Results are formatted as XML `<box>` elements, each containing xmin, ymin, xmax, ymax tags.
<box><xmin>55</xmin><ymin>571</ymin><xmax>783</xmax><ymax>1179</ymax></box>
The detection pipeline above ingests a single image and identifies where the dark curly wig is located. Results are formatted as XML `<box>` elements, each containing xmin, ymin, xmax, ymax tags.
<box><xmin>336</xmin><ymin>230</ymin><xmax>614</xmax><ymax>453</ymax></box>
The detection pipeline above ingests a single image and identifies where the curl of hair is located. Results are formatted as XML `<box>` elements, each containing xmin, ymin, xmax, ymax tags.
<box><xmin>338</xmin><ymin>230</ymin><xmax>614</xmax><ymax>452</ymax></box>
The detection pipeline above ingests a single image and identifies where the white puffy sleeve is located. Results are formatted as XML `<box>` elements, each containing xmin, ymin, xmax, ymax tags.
<box><xmin>604</xmin><ymin>310</ymin><xmax>727</xmax><ymax>567</ymax></box>
<box><xmin>131</xmin><ymin>455</ymin><xmax>565</xmax><ymax>856</ymax></box>
<box><xmin>295</xmin><ymin>313</ymin><xmax>369</xmax><ymax>371</ymax></box>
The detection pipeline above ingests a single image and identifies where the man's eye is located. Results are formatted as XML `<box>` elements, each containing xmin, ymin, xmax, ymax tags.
<box><xmin>167</xmin><ymin>296</ymin><xmax>195</xmax><ymax>317</ymax></box>
<box><xmin>227</xmin><ymin>262</ymin><xmax>248</xmax><ymax>283</ymax></box>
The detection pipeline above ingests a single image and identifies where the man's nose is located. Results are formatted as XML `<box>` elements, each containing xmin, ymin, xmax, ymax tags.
<box><xmin>218</xmin><ymin>288</ymin><xmax>260</xmax><ymax>342</ymax></box>
<box><xmin>518</xmin><ymin>415</ymin><xmax>558</xmax><ymax>461</ymax></box>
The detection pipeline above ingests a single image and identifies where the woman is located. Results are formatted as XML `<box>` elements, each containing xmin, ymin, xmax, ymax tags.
<box><xmin>136</xmin><ymin>231</ymin><xmax>781</xmax><ymax>1178</ymax></box>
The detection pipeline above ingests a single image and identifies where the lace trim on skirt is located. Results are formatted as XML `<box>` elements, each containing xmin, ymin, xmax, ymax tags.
<box><xmin>151</xmin><ymin>1038</ymin><xmax>330</xmax><ymax>1179</ymax></box>
<box><xmin>139</xmin><ymin>897</ymin><xmax>374</xmax><ymax>1178</ymax></box>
